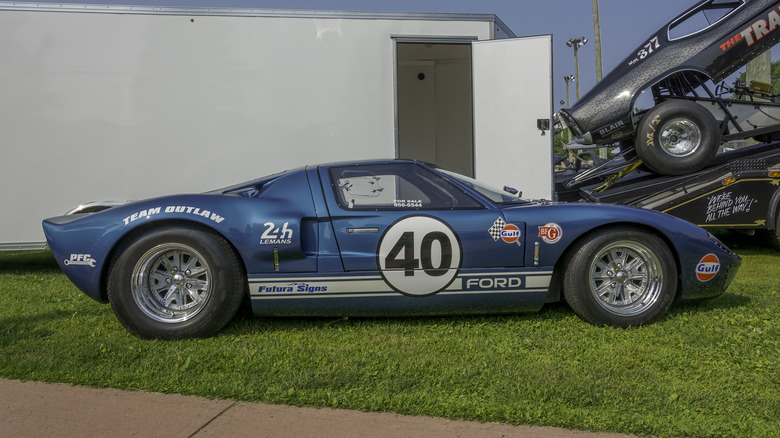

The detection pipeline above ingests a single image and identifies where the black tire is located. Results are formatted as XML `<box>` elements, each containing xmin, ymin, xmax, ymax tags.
<box><xmin>635</xmin><ymin>100</ymin><xmax>720</xmax><ymax>176</ymax></box>
<box><xmin>563</xmin><ymin>227</ymin><xmax>677</xmax><ymax>327</ymax></box>
<box><xmin>761</xmin><ymin>205</ymin><xmax>780</xmax><ymax>250</ymax></box>
<box><xmin>107</xmin><ymin>227</ymin><xmax>246</xmax><ymax>339</ymax></box>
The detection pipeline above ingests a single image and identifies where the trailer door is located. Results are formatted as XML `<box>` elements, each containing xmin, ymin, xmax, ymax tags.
<box><xmin>472</xmin><ymin>35</ymin><xmax>553</xmax><ymax>200</ymax></box>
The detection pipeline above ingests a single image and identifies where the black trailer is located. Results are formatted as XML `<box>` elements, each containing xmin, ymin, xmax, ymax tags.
<box><xmin>555</xmin><ymin>142</ymin><xmax>780</xmax><ymax>248</ymax></box>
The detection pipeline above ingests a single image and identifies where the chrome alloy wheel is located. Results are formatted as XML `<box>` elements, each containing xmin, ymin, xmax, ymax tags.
<box><xmin>659</xmin><ymin>118</ymin><xmax>702</xmax><ymax>157</ymax></box>
<box><xmin>588</xmin><ymin>241</ymin><xmax>663</xmax><ymax>317</ymax></box>
<box><xmin>131</xmin><ymin>243</ymin><xmax>213</xmax><ymax>323</ymax></box>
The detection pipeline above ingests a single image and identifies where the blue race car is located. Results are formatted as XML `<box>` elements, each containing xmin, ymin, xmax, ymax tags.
<box><xmin>43</xmin><ymin>160</ymin><xmax>741</xmax><ymax>339</ymax></box>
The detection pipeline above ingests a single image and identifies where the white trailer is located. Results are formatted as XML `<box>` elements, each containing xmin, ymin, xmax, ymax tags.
<box><xmin>0</xmin><ymin>2</ymin><xmax>552</xmax><ymax>250</ymax></box>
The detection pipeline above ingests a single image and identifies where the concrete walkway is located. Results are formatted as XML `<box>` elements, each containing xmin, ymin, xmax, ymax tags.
<box><xmin>0</xmin><ymin>378</ymin><xmax>636</xmax><ymax>438</ymax></box>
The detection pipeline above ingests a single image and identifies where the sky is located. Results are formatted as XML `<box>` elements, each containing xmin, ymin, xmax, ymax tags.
<box><xmin>50</xmin><ymin>0</ymin><xmax>731</xmax><ymax>107</ymax></box>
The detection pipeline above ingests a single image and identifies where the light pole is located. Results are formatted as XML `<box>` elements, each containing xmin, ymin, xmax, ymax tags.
<box><xmin>563</xmin><ymin>75</ymin><xmax>575</xmax><ymax>109</ymax></box>
<box><xmin>564</xmin><ymin>75</ymin><xmax>575</xmax><ymax>143</ymax></box>
<box><xmin>566</xmin><ymin>37</ymin><xmax>588</xmax><ymax>100</ymax></box>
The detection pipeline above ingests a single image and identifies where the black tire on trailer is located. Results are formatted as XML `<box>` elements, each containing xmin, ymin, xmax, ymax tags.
<box><xmin>635</xmin><ymin>100</ymin><xmax>720</xmax><ymax>176</ymax></box>
<box><xmin>763</xmin><ymin>204</ymin><xmax>780</xmax><ymax>250</ymax></box>
<box><xmin>107</xmin><ymin>226</ymin><xmax>246</xmax><ymax>339</ymax></box>
<box><xmin>563</xmin><ymin>227</ymin><xmax>677</xmax><ymax>327</ymax></box>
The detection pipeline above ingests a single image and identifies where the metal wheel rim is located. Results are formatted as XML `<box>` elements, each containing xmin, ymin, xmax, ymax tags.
<box><xmin>659</xmin><ymin>118</ymin><xmax>701</xmax><ymax>157</ymax></box>
<box><xmin>131</xmin><ymin>243</ymin><xmax>212</xmax><ymax>323</ymax></box>
<box><xmin>589</xmin><ymin>241</ymin><xmax>663</xmax><ymax>317</ymax></box>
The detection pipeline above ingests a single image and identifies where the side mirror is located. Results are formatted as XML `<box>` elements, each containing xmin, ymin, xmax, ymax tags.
<box><xmin>503</xmin><ymin>186</ymin><xmax>522</xmax><ymax>197</ymax></box>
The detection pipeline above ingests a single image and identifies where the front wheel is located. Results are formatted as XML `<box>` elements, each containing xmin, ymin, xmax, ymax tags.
<box><xmin>107</xmin><ymin>227</ymin><xmax>246</xmax><ymax>339</ymax></box>
<box><xmin>563</xmin><ymin>227</ymin><xmax>677</xmax><ymax>327</ymax></box>
<box><xmin>635</xmin><ymin>100</ymin><xmax>720</xmax><ymax>175</ymax></box>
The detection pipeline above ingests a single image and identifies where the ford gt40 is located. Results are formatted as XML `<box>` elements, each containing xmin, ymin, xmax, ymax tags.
<box><xmin>43</xmin><ymin>160</ymin><xmax>742</xmax><ymax>338</ymax></box>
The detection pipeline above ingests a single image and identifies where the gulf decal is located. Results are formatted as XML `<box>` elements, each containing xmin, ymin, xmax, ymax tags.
<box><xmin>501</xmin><ymin>224</ymin><xmax>521</xmax><ymax>244</ymax></box>
<box><xmin>696</xmin><ymin>254</ymin><xmax>721</xmax><ymax>282</ymax></box>
<box><xmin>538</xmin><ymin>223</ymin><xmax>562</xmax><ymax>244</ymax></box>
<box><xmin>489</xmin><ymin>217</ymin><xmax>521</xmax><ymax>245</ymax></box>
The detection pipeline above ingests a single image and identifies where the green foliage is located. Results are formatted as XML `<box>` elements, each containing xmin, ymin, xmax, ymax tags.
<box><xmin>1</xmin><ymin>243</ymin><xmax>778</xmax><ymax>437</ymax></box>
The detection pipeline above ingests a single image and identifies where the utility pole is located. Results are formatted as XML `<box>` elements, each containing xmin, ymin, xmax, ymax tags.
<box><xmin>746</xmin><ymin>50</ymin><xmax>772</xmax><ymax>90</ymax></box>
<box><xmin>746</xmin><ymin>50</ymin><xmax>772</xmax><ymax>147</ymax></box>
<box><xmin>593</xmin><ymin>0</ymin><xmax>605</xmax><ymax>158</ymax></box>
<box><xmin>593</xmin><ymin>0</ymin><xmax>603</xmax><ymax>82</ymax></box>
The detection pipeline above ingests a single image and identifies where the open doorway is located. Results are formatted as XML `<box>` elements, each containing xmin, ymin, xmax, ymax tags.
<box><xmin>395</xmin><ymin>41</ymin><xmax>474</xmax><ymax>176</ymax></box>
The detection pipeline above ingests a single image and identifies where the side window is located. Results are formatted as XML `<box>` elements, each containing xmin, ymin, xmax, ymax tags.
<box><xmin>329</xmin><ymin>163</ymin><xmax>481</xmax><ymax>210</ymax></box>
<box><xmin>668</xmin><ymin>0</ymin><xmax>744</xmax><ymax>40</ymax></box>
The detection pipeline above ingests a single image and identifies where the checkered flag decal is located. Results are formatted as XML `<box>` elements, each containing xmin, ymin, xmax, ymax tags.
<box><xmin>488</xmin><ymin>217</ymin><xmax>506</xmax><ymax>241</ymax></box>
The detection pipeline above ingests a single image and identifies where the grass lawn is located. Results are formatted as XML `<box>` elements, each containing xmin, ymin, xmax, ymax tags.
<box><xmin>1</xmin><ymin>233</ymin><xmax>778</xmax><ymax>437</ymax></box>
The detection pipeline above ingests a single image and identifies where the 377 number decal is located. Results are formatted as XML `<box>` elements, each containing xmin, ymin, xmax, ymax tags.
<box><xmin>638</xmin><ymin>36</ymin><xmax>660</xmax><ymax>60</ymax></box>
<box><xmin>378</xmin><ymin>216</ymin><xmax>461</xmax><ymax>296</ymax></box>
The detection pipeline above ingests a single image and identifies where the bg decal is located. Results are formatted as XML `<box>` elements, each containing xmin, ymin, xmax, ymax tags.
<box><xmin>538</xmin><ymin>223</ymin><xmax>562</xmax><ymax>244</ymax></box>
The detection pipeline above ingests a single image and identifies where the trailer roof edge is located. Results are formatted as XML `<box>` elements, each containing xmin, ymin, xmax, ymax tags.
<box><xmin>0</xmin><ymin>1</ymin><xmax>516</xmax><ymax>37</ymax></box>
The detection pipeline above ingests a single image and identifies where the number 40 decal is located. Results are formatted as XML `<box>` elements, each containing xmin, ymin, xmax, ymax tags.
<box><xmin>378</xmin><ymin>216</ymin><xmax>461</xmax><ymax>296</ymax></box>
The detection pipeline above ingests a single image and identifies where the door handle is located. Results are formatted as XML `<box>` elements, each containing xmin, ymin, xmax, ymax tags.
<box><xmin>347</xmin><ymin>227</ymin><xmax>379</xmax><ymax>233</ymax></box>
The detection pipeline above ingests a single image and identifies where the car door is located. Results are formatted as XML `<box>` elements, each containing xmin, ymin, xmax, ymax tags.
<box><xmin>319</xmin><ymin>162</ymin><xmax>526</xmax><ymax>296</ymax></box>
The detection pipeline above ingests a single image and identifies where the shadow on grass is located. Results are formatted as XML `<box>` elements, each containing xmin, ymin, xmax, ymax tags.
<box><xmin>669</xmin><ymin>292</ymin><xmax>751</xmax><ymax>317</ymax></box>
<box><xmin>0</xmin><ymin>310</ymin><xmax>73</xmax><ymax>345</ymax></box>
<box><xmin>219</xmin><ymin>299</ymin><xmax>576</xmax><ymax>337</ymax></box>
<box><xmin>0</xmin><ymin>250</ymin><xmax>60</xmax><ymax>274</ymax></box>
<box><xmin>219</xmin><ymin>289</ymin><xmax>751</xmax><ymax>336</ymax></box>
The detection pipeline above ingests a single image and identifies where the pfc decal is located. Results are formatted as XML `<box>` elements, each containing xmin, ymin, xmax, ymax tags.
<box><xmin>260</xmin><ymin>221</ymin><xmax>293</xmax><ymax>245</ymax></box>
<box><xmin>378</xmin><ymin>216</ymin><xmax>462</xmax><ymax>297</ymax></box>
<box><xmin>538</xmin><ymin>223</ymin><xmax>562</xmax><ymax>244</ymax></box>
<box><xmin>122</xmin><ymin>206</ymin><xmax>225</xmax><ymax>225</ymax></box>
<box><xmin>696</xmin><ymin>254</ymin><xmax>721</xmax><ymax>282</ymax></box>
<box><xmin>500</xmin><ymin>224</ymin><xmax>521</xmax><ymax>245</ymax></box>
<box><xmin>64</xmin><ymin>254</ymin><xmax>96</xmax><ymax>267</ymax></box>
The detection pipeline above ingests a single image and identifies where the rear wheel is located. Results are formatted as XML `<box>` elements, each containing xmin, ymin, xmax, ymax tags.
<box><xmin>107</xmin><ymin>227</ymin><xmax>245</xmax><ymax>339</ymax></box>
<box><xmin>563</xmin><ymin>227</ymin><xmax>677</xmax><ymax>327</ymax></box>
<box><xmin>635</xmin><ymin>100</ymin><xmax>720</xmax><ymax>175</ymax></box>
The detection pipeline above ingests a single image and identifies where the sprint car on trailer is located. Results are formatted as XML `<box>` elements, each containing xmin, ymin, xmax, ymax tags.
<box><xmin>43</xmin><ymin>160</ymin><xmax>741</xmax><ymax>339</ymax></box>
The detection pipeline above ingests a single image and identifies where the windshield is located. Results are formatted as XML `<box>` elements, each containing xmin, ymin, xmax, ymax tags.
<box><xmin>438</xmin><ymin>169</ymin><xmax>527</xmax><ymax>205</ymax></box>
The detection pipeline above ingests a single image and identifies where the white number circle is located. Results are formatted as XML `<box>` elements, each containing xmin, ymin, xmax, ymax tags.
<box><xmin>377</xmin><ymin>216</ymin><xmax>462</xmax><ymax>296</ymax></box>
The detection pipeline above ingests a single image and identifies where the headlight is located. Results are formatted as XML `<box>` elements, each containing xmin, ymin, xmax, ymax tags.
<box><xmin>707</xmin><ymin>231</ymin><xmax>737</xmax><ymax>256</ymax></box>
